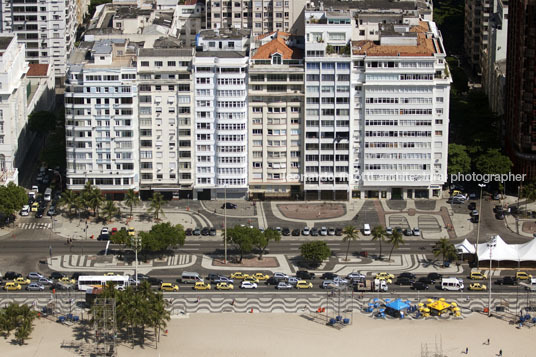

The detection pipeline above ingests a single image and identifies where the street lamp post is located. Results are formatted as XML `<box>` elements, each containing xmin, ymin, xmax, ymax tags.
<box><xmin>223</xmin><ymin>185</ymin><xmax>227</xmax><ymax>264</ymax></box>
<box><xmin>476</xmin><ymin>183</ymin><xmax>486</xmax><ymax>269</ymax></box>
<box><xmin>487</xmin><ymin>238</ymin><xmax>496</xmax><ymax>317</ymax></box>
<box><xmin>131</xmin><ymin>235</ymin><xmax>140</xmax><ymax>284</ymax></box>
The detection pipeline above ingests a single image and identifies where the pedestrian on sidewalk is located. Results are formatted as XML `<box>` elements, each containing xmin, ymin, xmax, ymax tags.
<box><xmin>499</xmin><ymin>349</ymin><xmax>502</xmax><ymax>356</ymax></box>
<box><xmin>465</xmin><ymin>347</ymin><xmax>468</xmax><ymax>354</ymax></box>
<box><xmin>487</xmin><ymin>338</ymin><xmax>490</xmax><ymax>345</ymax></box>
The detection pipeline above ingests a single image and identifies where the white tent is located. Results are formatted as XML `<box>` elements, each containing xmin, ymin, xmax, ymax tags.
<box><xmin>476</xmin><ymin>235</ymin><xmax>536</xmax><ymax>262</ymax></box>
<box><xmin>455</xmin><ymin>239</ymin><xmax>476</xmax><ymax>254</ymax></box>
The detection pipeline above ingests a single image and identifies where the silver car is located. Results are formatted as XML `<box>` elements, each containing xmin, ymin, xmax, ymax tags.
<box><xmin>27</xmin><ymin>272</ymin><xmax>44</xmax><ymax>280</ymax></box>
<box><xmin>38</xmin><ymin>277</ymin><xmax>53</xmax><ymax>285</ymax></box>
<box><xmin>26</xmin><ymin>283</ymin><xmax>45</xmax><ymax>291</ymax></box>
<box><xmin>276</xmin><ymin>282</ymin><xmax>292</xmax><ymax>290</ymax></box>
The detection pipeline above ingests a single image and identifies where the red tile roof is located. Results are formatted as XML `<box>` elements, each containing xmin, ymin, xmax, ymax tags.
<box><xmin>26</xmin><ymin>63</ymin><xmax>49</xmax><ymax>77</ymax></box>
<box><xmin>252</xmin><ymin>36</ymin><xmax>303</xmax><ymax>60</ymax></box>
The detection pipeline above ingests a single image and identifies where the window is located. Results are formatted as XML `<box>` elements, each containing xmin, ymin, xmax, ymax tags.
<box><xmin>155</xmin><ymin>61</ymin><xmax>163</xmax><ymax>67</ymax></box>
<box><xmin>272</xmin><ymin>53</ymin><xmax>282</xmax><ymax>65</ymax></box>
<box><xmin>141</xmin><ymin>61</ymin><xmax>149</xmax><ymax>67</ymax></box>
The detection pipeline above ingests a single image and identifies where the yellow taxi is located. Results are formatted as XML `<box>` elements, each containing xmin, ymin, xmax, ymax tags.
<box><xmin>13</xmin><ymin>277</ymin><xmax>31</xmax><ymax>285</ymax></box>
<box><xmin>216</xmin><ymin>282</ymin><xmax>234</xmax><ymax>290</ymax></box>
<box><xmin>516</xmin><ymin>271</ymin><xmax>533</xmax><ymax>280</ymax></box>
<box><xmin>230</xmin><ymin>272</ymin><xmax>249</xmax><ymax>280</ymax></box>
<box><xmin>31</xmin><ymin>202</ymin><xmax>39</xmax><ymax>212</ymax></box>
<box><xmin>252</xmin><ymin>273</ymin><xmax>269</xmax><ymax>281</ymax></box>
<box><xmin>375</xmin><ymin>272</ymin><xmax>394</xmax><ymax>283</ymax></box>
<box><xmin>469</xmin><ymin>283</ymin><xmax>487</xmax><ymax>291</ymax></box>
<box><xmin>105</xmin><ymin>272</ymin><xmax>119</xmax><ymax>276</ymax></box>
<box><xmin>128</xmin><ymin>227</ymin><xmax>136</xmax><ymax>236</ymax></box>
<box><xmin>59</xmin><ymin>277</ymin><xmax>76</xmax><ymax>284</ymax></box>
<box><xmin>243</xmin><ymin>276</ymin><xmax>259</xmax><ymax>284</ymax></box>
<box><xmin>4</xmin><ymin>282</ymin><xmax>21</xmax><ymax>291</ymax></box>
<box><xmin>296</xmin><ymin>280</ymin><xmax>313</xmax><ymax>289</ymax></box>
<box><xmin>194</xmin><ymin>282</ymin><xmax>211</xmax><ymax>290</ymax></box>
<box><xmin>160</xmin><ymin>283</ymin><xmax>179</xmax><ymax>292</ymax></box>
<box><xmin>470</xmin><ymin>271</ymin><xmax>487</xmax><ymax>280</ymax></box>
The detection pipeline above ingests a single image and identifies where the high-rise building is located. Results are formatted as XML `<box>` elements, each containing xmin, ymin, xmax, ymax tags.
<box><xmin>192</xmin><ymin>28</ymin><xmax>250</xmax><ymax>199</ymax></box>
<box><xmin>206</xmin><ymin>0</ymin><xmax>307</xmax><ymax>37</ymax></box>
<box><xmin>248</xmin><ymin>31</ymin><xmax>304</xmax><ymax>199</ymax></box>
<box><xmin>464</xmin><ymin>0</ymin><xmax>493</xmax><ymax>75</ymax></box>
<box><xmin>0</xmin><ymin>0</ymin><xmax>82</xmax><ymax>84</ymax></box>
<box><xmin>504</xmin><ymin>0</ymin><xmax>536</xmax><ymax>178</ymax></box>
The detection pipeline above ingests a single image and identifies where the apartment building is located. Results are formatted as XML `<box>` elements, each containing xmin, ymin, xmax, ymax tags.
<box><xmin>0</xmin><ymin>0</ymin><xmax>80</xmax><ymax>84</ymax></box>
<box><xmin>171</xmin><ymin>0</ymin><xmax>205</xmax><ymax>47</ymax></box>
<box><xmin>193</xmin><ymin>29</ymin><xmax>250</xmax><ymax>199</ymax></box>
<box><xmin>304</xmin><ymin>3</ymin><xmax>450</xmax><ymax>200</ymax></box>
<box><xmin>137</xmin><ymin>46</ymin><xmax>195</xmax><ymax>198</ymax></box>
<box><xmin>504</xmin><ymin>0</ymin><xmax>536</xmax><ymax>179</ymax></box>
<box><xmin>206</xmin><ymin>0</ymin><xmax>307</xmax><ymax>36</ymax></box>
<box><xmin>248</xmin><ymin>31</ymin><xmax>304</xmax><ymax>199</ymax></box>
<box><xmin>0</xmin><ymin>35</ymin><xmax>54</xmax><ymax>186</ymax></box>
<box><xmin>65</xmin><ymin>40</ymin><xmax>139</xmax><ymax>196</ymax></box>
<box><xmin>464</xmin><ymin>0</ymin><xmax>494</xmax><ymax>75</ymax></box>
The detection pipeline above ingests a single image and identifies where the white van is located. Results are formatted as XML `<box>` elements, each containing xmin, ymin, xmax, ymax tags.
<box><xmin>44</xmin><ymin>188</ymin><xmax>52</xmax><ymax>201</ymax></box>
<box><xmin>363</xmin><ymin>224</ymin><xmax>371</xmax><ymax>236</ymax></box>
<box><xmin>20</xmin><ymin>205</ymin><xmax>30</xmax><ymax>216</ymax></box>
<box><xmin>441</xmin><ymin>277</ymin><xmax>464</xmax><ymax>291</ymax></box>
<box><xmin>181</xmin><ymin>271</ymin><xmax>203</xmax><ymax>284</ymax></box>
<box><xmin>526</xmin><ymin>278</ymin><xmax>536</xmax><ymax>291</ymax></box>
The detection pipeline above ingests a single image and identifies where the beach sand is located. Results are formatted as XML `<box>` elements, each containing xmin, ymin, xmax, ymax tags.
<box><xmin>0</xmin><ymin>312</ymin><xmax>532</xmax><ymax>356</ymax></box>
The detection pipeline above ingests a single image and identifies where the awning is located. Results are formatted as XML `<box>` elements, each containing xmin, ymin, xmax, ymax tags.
<box><xmin>455</xmin><ymin>239</ymin><xmax>476</xmax><ymax>254</ymax></box>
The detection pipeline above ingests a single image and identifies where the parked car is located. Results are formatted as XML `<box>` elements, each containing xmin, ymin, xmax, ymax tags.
<box><xmin>403</xmin><ymin>228</ymin><xmax>413</xmax><ymax>236</ymax></box>
<box><xmin>494</xmin><ymin>205</ymin><xmax>504</xmax><ymax>213</ymax></box>
<box><xmin>276</xmin><ymin>282</ymin><xmax>292</xmax><ymax>290</ymax></box>
<box><xmin>310</xmin><ymin>227</ymin><xmax>319</xmax><ymax>236</ymax></box>
<box><xmin>447</xmin><ymin>198</ymin><xmax>464</xmax><ymax>204</ymax></box>
<box><xmin>296</xmin><ymin>271</ymin><xmax>315</xmax><ymax>280</ymax></box>
<box><xmin>385</xmin><ymin>227</ymin><xmax>393</xmax><ymax>235</ymax></box>
<box><xmin>291</xmin><ymin>228</ymin><xmax>300</xmax><ymax>236</ymax></box>
<box><xmin>302</xmin><ymin>227</ymin><xmax>310</xmax><ymax>236</ymax></box>
<box><xmin>35</xmin><ymin>209</ymin><xmax>44</xmax><ymax>218</ymax></box>
<box><xmin>201</xmin><ymin>227</ymin><xmax>210</xmax><ymax>236</ymax></box>
<box><xmin>221</xmin><ymin>202</ymin><xmax>237</xmax><ymax>209</ymax></box>
<box><xmin>471</xmin><ymin>210</ymin><xmax>479</xmax><ymax>216</ymax></box>
<box><xmin>209</xmin><ymin>228</ymin><xmax>217</xmax><ymax>236</ymax></box>
<box><xmin>100</xmin><ymin>227</ymin><xmax>109</xmax><ymax>236</ymax></box>
<box><xmin>282</xmin><ymin>227</ymin><xmax>291</xmax><ymax>236</ymax></box>
<box><xmin>335</xmin><ymin>228</ymin><xmax>343</xmax><ymax>236</ymax></box>
<box><xmin>193</xmin><ymin>227</ymin><xmax>201</xmax><ymax>236</ymax></box>
<box><xmin>495</xmin><ymin>212</ymin><xmax>505</xmax><ymax>220</ymax></box>
<box><xmin>412</xmin><ymin>227</ymin><xmax>421</xmax><ymax>236</ymax></box>
<box><xmin>47</xmin><ymin>206</ymin><xmax>56</xmax><ymax>216</ymax></box>
<box><xmin>185</xmin><ymin>228</ymin><xmax>193</xmax><ymax>236</ymax></box>
<box><xmin>320</xmin><ymin>227</ymin><xmax>328</xmax><ymax>236</ymax></box>
<box><xmin>20</xmin><ymin>205</ymin><xmax>30</xmax><ymax>216</ymax></box>
<box><xmin>328</xmin><ymin>227</ymin><xmax>336</xmax><ymax>236</ymax></box>
<box><xmin>492</xmin><ymin>192</ymin><xmax>501</xmax><ymax>200</ymax></box>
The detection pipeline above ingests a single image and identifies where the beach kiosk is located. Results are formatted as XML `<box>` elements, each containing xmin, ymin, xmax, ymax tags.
<box><xmin>427</xmin><ymin>299</ymin><xmax>451</xmax><ymax>316</ymax></box>
<box><xmin>385</xmin><ymin>299</ymin><xmax>410</xmax><ymax>318</ymax></box>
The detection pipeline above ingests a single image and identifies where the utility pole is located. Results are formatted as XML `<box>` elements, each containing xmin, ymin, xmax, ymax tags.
<box><xmin>476</xmin><ymin>183</ymin><xmax>486</xmax><ymax>269</ymax></box>
<box><xmin>224</xmin><ymin>185</ymin><xmax>227</xmax><ymax>264</ymax></box>
<box><xmin>131</xmin><ymin>235</ymin><xmax>140</xmax><ymax>284</ymax></box>
<box><xmin>488</xmin><ymin>238</ymin><xmax>496</xmax><ymax>317</ymax></box>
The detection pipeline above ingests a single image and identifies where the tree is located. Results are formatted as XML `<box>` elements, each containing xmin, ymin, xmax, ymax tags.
<box><xmin>371</xmin><ymin>225</ymin><xmax>386</xmax><ymax>260</ymax></box>
<box><xmin>58</xmin><ymin>190</ymin><xmax>78</xmax><ymax>215</ymax></box>
<box><xmin>147</xmin><ymin>192</ymin><xmax>165</xmax><ymax>221</ymax></box>
<box><xmin>86</xmin><ymin>187</ymin><xmax>104</xmax><ymax>218</ymax></box>
<box><xmin>124</xmin><ymin>189</ymin><xmax>140</xmax><ymax>218</ymax></box>
<box><xmin>342</xmin><ymin>225</ymin><xmax>359</xmax><ymax>261</ymax></box>
<box><xmin>253</xmin><ymin>228</ymin><xmax>280</xmax><ymax>260</ymax></box>
<box><xmin>226</xmin><ymin>225</ymin><xmax>255</xmax><ymax>263</ymax></box>
<box><xmin>101</xmin><ymin>200</ymin><xmax>120</xmax><ymax>223</ymax></box>
<box><xmin>474</xmin><ymin>148</ymin><xmax>513</xmax><ymax>175</ymax></box>
<box><xmin>299</xmin><ymin>240</ymin><xmax>331</xmax><ymax>268</ymax></box>
<box><xmin>0</xmin><ymin>303</ymin><xmax>37</xmax><ymax>344</ymax></box>
<box><xmin>140</xmin><ymin>222</ymin><xmax>186</xmax><ymax>253</ymax></box>
<box><xmin>448</xmin><ymin>143</ymin><xmax>471</xmax><ymax>176</ymax></box>
<box><xmin>110</xmin><ymin>229</ymin><xmax>130</xmax><ymax>245</ymax></box>
<box><xmin>0</xmin><ymin>183</ymin><xmax>27</xmax><ymax>216</ymax></box>
<box><xmin>432</xmin><ymin>238</ymin><xmax>458</xmax><ymax>265</ymax></box>
<box><xmin>387</xmin><ymin>230</ymin><xmax>405</xmax><ymax>261</ymax></box>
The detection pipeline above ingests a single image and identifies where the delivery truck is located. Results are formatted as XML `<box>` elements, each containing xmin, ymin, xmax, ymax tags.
<box><xmin>354</xmin><ymin>279</ymin><xmax>388</xmax><ymax>292</ymax></box>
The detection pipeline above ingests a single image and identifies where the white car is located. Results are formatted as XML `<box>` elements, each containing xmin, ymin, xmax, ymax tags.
<box><xmin>20</xmin><ymin>205</ymin><xmax>30</xmax><ymax>216</ymax></box>
<box><xmin>333</xmin><ymin>277</ymin><xmax>349</xmax><ymax>285</ymax></box>
<box><xmin>453</xmin><ymin>194</ymin><xmax>467</xmax><ymax>201</ymax></box>
<box><xmin>302</xmin><ymin>227</ymin><xmax>310</xmax><ymax>236</ymax></box>
<box><xmin>101</xmin><ymin>227</ymin><xmax>109</xmax><ymax>235</ymax></box>
<box><xmin>320</xmin><ymin>227</ymin><xmax>328</xmax><ymax>236</ymax></box>
<box><xmin>240</xmin><ymin>281</ymin><xmax>258</xmax><ymax>289</ymax></box>
<box><xmin>412</xmin><ymin>227</ymin><xmax>421</xmax><ymax>236</ymax></box>
<box><xmin>287</xmin><ymin>277</ymin><xmax>299</xmax><ymax>285</ymax></box>
<box><xmin>385</xmin><ymin>227</ymin><xmax>393</xmax><ymax>235</ymax></box>
<box><xmin>276</xmin><ymin>282</ymin><xmax>292</xmax><ymax>290</ymax></box>
<box><xmin>328</xmin><ymin>227</ymin><xmax>336</xmax><ymax>236</ymax></box>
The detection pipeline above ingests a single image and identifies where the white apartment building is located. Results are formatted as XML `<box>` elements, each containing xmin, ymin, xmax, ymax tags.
<box><xmin>0</xmin><ymin>35</ymin><xmax>54</xmax><ymax>186</ymax></box>
<box><xmin>65</xmin><ymin>39</ymin><xmax>139</xmax><ymax>197</ymax></box>
<box><xmin>303</xmin><ymin>10</ymin><xmax>354</xmax><ymax>200</ymax></box>
<box><xmin>206</xmin><ymin>0</ymin><xmax>307</xmax><ymax>36</ymax></box>
<box><xmin>0</xmin><ymin>0</ymin><xmax>79</xmax><ymax>83</ymax></box>
<box><xmin>248</xmin><ymin>31</ymin><xmax>304</xmax><ymax>199</ymax></box>
<box><xmin>137</xmin><ymin>47</ymin><xmax>195</xmax><ymax>198</ymax></box>
<box><xmin>193</xmin><ymin>29</ymin><xmax>250</xmax><ymax>199</ymax></box>
<box><xmin>171</xmin><ymin>0</ymin><xmax>205</xmax><ymax>47</ymax></box>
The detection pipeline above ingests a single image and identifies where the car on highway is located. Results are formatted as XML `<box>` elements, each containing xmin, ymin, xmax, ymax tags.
<box><xmin>427</xmin><ymin>273</ymin><xmax>442</xmax><ymax>283</ymax></box>
<box><xmin>335</xmin><ymin>228</ymin><xmax>343</xmax><ymax>236</ymax></box>
<box><xmin>385</xmin><ymin>227</ymin><xmax>393</xmax><ymax>235</ymax></box>
<box><xmin>4</xmin><ymin>272</ymin><xmax>21</xmax><ymax>280</ymax></box>
<box><xmin>321</xmin><ymin>272</ymin><xmax>338</xmax><ymax>280</ymax></box>
<box><xmin>321</xmin><ymin>280</ymin><xmax>335</xmax><ymax>289</ymax></box>
<box><xmin>291</xmin><ymin>228</ymin><xmax>300</xmax><ymax>236</ymax></box>
<box><xmin>31</xmin><ymin>202</ymin><xmax>39</xmax><ymax>212</ymax></box>
<box><xmin>272</xmin><ymin>272</ymin><xmax>288</xmax><ymax>280</ymax></box>
<box><xmin>27</xmin><ymin>272</ymin><xmax>44</xmax><ymax>280</ymax></box>
<box><xmin>128</xmin><ymin>227</ymin><xmax>136</xmax><ymax>236</ymax></box>
<box><xmin>328</xmin><ymin>227</ymin><xmax>336</xmax><ymax>236</ymax></box>
<box><xmin>27</xmin><ymin>282</ymin><xmax>45</xmax><ymax>291</ymax></box>
<box><xmin>418</xmin><ymin>276</ymin><xmax>433</xmax><ymax>285</ymax></box>
<box><xmin>240</xmin><ymin>281</ymin><xmax>258</xmax><ymax>289</ymax></box>
<box><xmin>470</xmin><ymin>271</ymin><xmax>487</xmax><ymax>280</ymax></box>
<box><xmin>243</xmin><ymin>276</ymin><xmax>259</xmax><ymax>284</ymax></box>
<box><xmin>398</xmin><ymin>272</ymin><xmax>416</xmax><ymax>280</ymax></box>
<box><xmin>411</xmin><ymin>281</ymin><xmax>429</xmax><ymax>290</ymax></box>
<box><xmin>296</xmin><ymin>280</ymin><xmax>313</xmax><ymax>289</ymax></box>
<box><xmin>310</xmin><ymin>227</ymin><xmax>319</xmax><ymax>236</ymax></box>
<box><xmin>38</xmin><ymin>277</ymin><xmax>53</xmax><ymax>285</ymax></box>
<box><xmin>35</xmin><ymin>209</ymin><xmax>44</xmax><ymax>218</ymax></box>
<box><xmin>516</xmin><ymin>272</ymin><xmax>532</xmax><ymax>280</ymax></box>
<box><xmin>363</xmin><ymin>224</ymin><xmax>371</xmax><ymax>236</ymax></box>
<box><xmin>4</xmin><ymin>282</ymin><xmax>21</xmax><ymax>291</ymax></box>
<box><xmin>302</xmin><ymin>227</ymin><xmax>310</xmax><ymax>236</ymax></box>
<box><xmin>49</xmin><ymin>272</ymin><xmax>65</xmax><ymax>280</ymax></box>
<box><xmin>145</xmin><ymin>277</ymin><xmax>164</xmax><ymax>286</ymax></box>
<box><xmin>58</xmin><ymin>277</ymin><xmax>76</xmax><ymax>285</ymax></box>
<box><xmin>160</xmin><ymin>283</ymin><xmax>179</xmax><ymax>292</ymax></box>
<box><xmin>469</xmin><ymin>283</ymin><xmax>487</xmax><ymax>291</ymax></box>
<box><xmin>276</xmin><ymin>282</ymin><xmax>292</xmax><ymax>290</ymax></box>
<box><xmin>332</xmin><ymin>277</ymin><xmax>349</xmax><ymax>285</ymax></box>
<box><xmin>265</xmin><ymin>277</ymin><xmax>281</xmax><ymax>285</ymax></box>
<box><xmin>216</xmin><ymin>282</ymin><xmax>234</xmax><ymax>290</ymax></box>
<box><xmin>287</xmin><ymin>277</ymin><xmax>299</xmax><ymax>285</ymax></box>
<box><xmin>296</xmin><ymin>271</ymin><xmax>315</xmax><ymax>280</ymax></box>
<box><xmin>13</xmin><ymin>277</ymin><xmax>31</xmax><ymax>285</ymax></box>
<box><xmin>282</xmin><ymin>227</ymin><xmax>291</xmax><ymax>236</ymax></box>
<box><xmin>221</xmin><ymin>202</ymin><xmax>237</xmax><ymax>209</ymax></box>
<box><xmin>230</xmin><ymin>272</ymin><xmax>250</xmax><ymax>280</ymax></box>
<box><xmin>208</xmin><ymin>273</ymin><xmax>222</xmax><ymax>282</ymax></box>
<box><xmin>193</xmin><ymin>227</ymin><xmax>201</xmax><ymax>236</ymax></box>
<box><xmin>375</xmin><ymin>272</ymin><xmax>395</xmax><ymax>281</ymax></box>
<box><xmin>346</xmin><ymin>272</ymin><xmax>365</xmax><ymax>281</ymax></box>
<box><xmin>252</xmin><ymin>273</ymin><xmax>269</xmax><ymax>281</ymax></box>
<box><xmin>194</xmin><ymin>282</ymin><xmax>211</xmax><ymax>290</ymax></box>
<box><xmin>495</xmin><ymin>276</ymin><xmax>516</xmax><ymax>285</ymax></box>
<box><xmin>214</xmin><ymin>276</ymin><xmax>234</xmax><ymax>284</ymax></box>
<box><xmin>412</xmin><ymin>227</ymin><xmax>421</xmax><ymax>236</ymax></box>
<box><xmin>395</xmin><ymin>277</ymin><xmax>414</xmax><ymax>286</ymax></box>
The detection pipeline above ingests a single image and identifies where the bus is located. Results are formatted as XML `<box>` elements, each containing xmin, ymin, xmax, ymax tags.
<box><xmin>77</xmin><ymin>275</ymin><xmax>130</xmax><ymax>292</ymax></box>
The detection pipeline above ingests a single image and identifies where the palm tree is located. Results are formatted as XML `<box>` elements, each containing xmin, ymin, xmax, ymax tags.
<box><xmin>342</xmin><ymin>225</ymin><xmax>359</xmax><ymax>261</ymax></box>
<box><xmin>388</xmin><ymin>230</ymin><xmax>405</xmax><ymax>261</ymax></box>
<box><xmin>124</xmin><ymin>189</ymin><xmax>141</xmax><ymax>218</ymax></box>
<box><xmin>101</xmin><ymin>200</ymin><xmax>120</xmax><ymax>223</ymax></box>
<box><xmin>87</xmin><ymin>187</ymin><xmax>104</xmax><ymax>218</ymax></box>
<box><xmin>58</xmin><ymin>190</ymin><xmax>78</xmax><ymax>215</ymax></box>
<box><xmin>432</xmin><ymin>238</ymin><xmax>458</xmax><ymax>265</ymax></box>
<box><xmin>148</xmin><ymin>192</ymin><xmax>165</xmax><ymax>221</ymax></box>
<box><xmin>371</xmin><ymin>225</ymin><xmax>386</xmax><ymax>260</ymax></box>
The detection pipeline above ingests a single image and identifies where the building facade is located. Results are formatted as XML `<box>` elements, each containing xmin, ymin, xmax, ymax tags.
<box><xmin>504</xmin><ymin>0</ymin><xmax>536</xmax><ymax>179</ymax></box>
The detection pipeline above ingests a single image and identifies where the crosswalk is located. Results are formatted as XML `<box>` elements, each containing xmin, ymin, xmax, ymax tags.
<box><xmin>167</xmin><ymin>254</ymin><xmax>192</xmax><ymax>266</ymax></box>
<box><xmin>17</xmin><ymin>222</ymin><xmax>51</xmax><ymax>230</ymax></box>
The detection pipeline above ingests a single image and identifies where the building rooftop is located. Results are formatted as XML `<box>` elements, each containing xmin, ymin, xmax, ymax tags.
<box><xmin>352</xmin><ymin>21</ymin><xmax>441</xmax><ymax>57</ymax></box>
<box><xmin>138</xmin><ymin>48</ymin><xmax>192</xmax><ymax>57</ymax></box>
<box><xmin>0</xmin><ymin>36</ymin><xmax>13</xmax><ymax>52</ymax></box>
<box><xmin>196</xmin><ymin>51</ymin><xmax>246</xmax><ymax>58</ymax></box>
<box><xmin>114</xmin><ymin>6</ymin><xmax>153</xmax><ymax>20</ymax></box>
<box><xmin>27</xmin><ymin>64</ymin><xmax>49</xmax><ymax>77</ymax></box>
<box><xmin>306</xmin><ymin>0</ymin><xmax>431</xmax><ymax>13</ymax></box>
<box><xmin>252</xmin><ymin>36</ymin><xmax>303</xmax><ymax>60</ymax></box>
<box><xmin>199</xmin><ymin>28</ymin><xmax>251</xmax><ymax>40</ymax></box>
